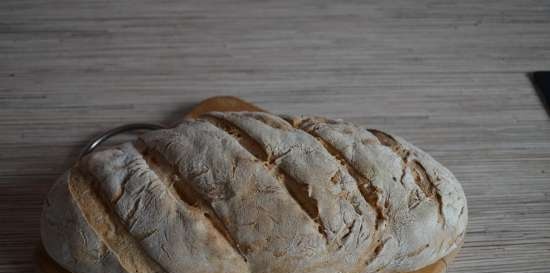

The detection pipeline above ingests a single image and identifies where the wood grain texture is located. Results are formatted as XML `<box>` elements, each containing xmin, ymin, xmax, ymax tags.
<box><xmin>0</xmin><ymin>0</ymin><xmax>549</xmax><ymax>272</ymax></box>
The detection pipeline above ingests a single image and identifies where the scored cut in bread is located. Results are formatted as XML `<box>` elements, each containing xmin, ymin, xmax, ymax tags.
<box><xmin>39</xmin><ymin>97</ymin><xmax>467</xmax><ymax>273</ymax></box>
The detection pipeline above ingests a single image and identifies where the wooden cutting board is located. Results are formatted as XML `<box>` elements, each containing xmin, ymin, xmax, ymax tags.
<box><xmin>35</xmin><ymin>96</ymin><xmax>460</xmax><ymax>273</ymax></box>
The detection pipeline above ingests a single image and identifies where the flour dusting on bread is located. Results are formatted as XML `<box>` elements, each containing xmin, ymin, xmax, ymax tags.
<box><xmin>41</xmin><ymin>112</ymin><xmax>467</xmax><ymax>273</ymax></box>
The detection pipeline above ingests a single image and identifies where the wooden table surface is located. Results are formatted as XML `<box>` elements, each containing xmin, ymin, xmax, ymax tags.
<box><xmin>1</xmin><ymin>0</ymin><xmax>549</xmax><ymax>272</ymax></box>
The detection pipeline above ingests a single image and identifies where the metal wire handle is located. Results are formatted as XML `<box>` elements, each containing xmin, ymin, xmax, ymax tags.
<box><xmin>80</xmin><ymin>123</ymin><xmax>166</xmax><ymax>158</ymax></box>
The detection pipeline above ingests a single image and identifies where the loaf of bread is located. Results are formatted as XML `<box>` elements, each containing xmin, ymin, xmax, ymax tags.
<box><xmin>41</xmin><ymin>111</ymin><xmax>467</xmax><ymax>273</ymax></box>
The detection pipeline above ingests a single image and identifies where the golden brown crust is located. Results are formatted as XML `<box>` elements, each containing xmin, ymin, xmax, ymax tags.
<box><xmin>39</xmin><ymin>97</ymin><xmax>466</xmax><ymax>273</ymax></box>
<box><xmin>36</xmin><ymin>242</ymin><xmax>463</xmax><ymax>273</ymax></box>
<box><xmin>68</xmin><ymin>167</ymin><xmax>166</xmax><ymax>273</ymax></box>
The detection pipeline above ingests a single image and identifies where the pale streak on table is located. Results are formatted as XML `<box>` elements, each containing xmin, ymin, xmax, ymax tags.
<box><xmin>1</xmin><ymin>0</ymin><xmax>549</xmax><ymax>272</ymax></box>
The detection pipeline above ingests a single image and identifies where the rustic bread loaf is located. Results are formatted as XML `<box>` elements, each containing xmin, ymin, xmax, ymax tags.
<box><xmin>41</xmin><ymin>111</ymin><xmax>467</xmax><ymax>273</ymax></box>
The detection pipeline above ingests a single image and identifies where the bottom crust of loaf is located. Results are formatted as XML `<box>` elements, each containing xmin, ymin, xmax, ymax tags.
<box><xmin>34</xmin><ymin>240</ymin><xmax>462</xmax><ymax>273</ymax></box>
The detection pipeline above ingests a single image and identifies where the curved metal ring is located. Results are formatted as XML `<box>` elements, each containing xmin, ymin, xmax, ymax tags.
<box><xmin>80</xmin><ymin>123</ymin><xmax>166</xmax><ymax>158</ymax></box>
